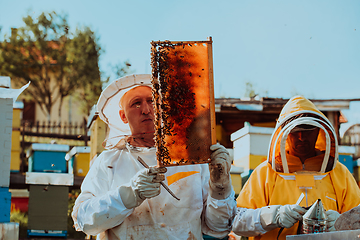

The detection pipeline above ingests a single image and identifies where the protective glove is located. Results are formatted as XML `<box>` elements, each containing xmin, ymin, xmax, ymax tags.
<box><xmin>119</xmin><ymin>167</ymin><xmax>167</xmax><ymax>209</ymax></box>
<box><xmin>260</xmin><ymin>204</ymin><xmax>307</xmax><ymax>231</ymax></box>
<box><xmin>325</xmin><ymin>210</ymin><xmax>340</xmax><ymax>232</ymax></box>
<box><xmin>208</xmin><ymin>143</ymin><xmax>232</xmax><ymax>200</ymax></box>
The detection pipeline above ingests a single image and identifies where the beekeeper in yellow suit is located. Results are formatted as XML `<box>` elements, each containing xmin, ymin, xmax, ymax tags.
<box><xmin>72</xmin><ymin>74</ymin><xmax>236</xmax><ymax>240</ymax></box>
<box><xmin>232</xmin><ymin>95</ymin><xmax>360</xmax><ymax>240</ymax></box>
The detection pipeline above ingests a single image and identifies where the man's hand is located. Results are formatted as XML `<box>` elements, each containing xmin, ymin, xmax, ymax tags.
<box><xmin>119</xmin><ymin>167</ymin><xmax>167</xmax><ymax>209</ymax></box>
<box><xmin>260</xmin><ymin>204</ymin><xmax>307</xmax><ymax>232</ymax></box>
<box><xmin>276</xmin><ymin>205</ymin><xmax>307</xmax><ymax>228</ymax></box>
<box><xmin>325</xmin><ymin>210</ymin><xmax>340</xmax><ymax>231</ymax></box>
<box><xmin>208</xmin><ymin>143</ymin><xmax>232</xmax><ymax>199</ymax></box>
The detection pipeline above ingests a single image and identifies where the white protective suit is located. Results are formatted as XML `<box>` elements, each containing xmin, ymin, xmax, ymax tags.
<box><xmin>72</xmin><ymin>74</ymin><xmax>236</xmax><ymax>240</ymax></box>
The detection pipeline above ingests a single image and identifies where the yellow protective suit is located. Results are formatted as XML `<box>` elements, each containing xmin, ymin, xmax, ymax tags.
<box><xmin>234</xmin><ymin>96</ymin><xmax>360</xmax><ymax>240</ymax></box>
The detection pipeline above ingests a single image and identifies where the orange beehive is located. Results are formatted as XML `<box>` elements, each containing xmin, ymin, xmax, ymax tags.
<box><xmin>151</xmin><ymin>37</ymin><xmax>216</xmax><ymax>167</ymax></box>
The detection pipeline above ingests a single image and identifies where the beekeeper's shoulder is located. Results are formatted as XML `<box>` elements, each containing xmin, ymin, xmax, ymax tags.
<box><xmin>249</xmin><ymin>160</ymin><xmax>273</xmax><ymax>180</ymax></box>
<box><xmin>91</xmin><ymin>148</ymin><xmax>124</xmax><ymax>168</ymax></box>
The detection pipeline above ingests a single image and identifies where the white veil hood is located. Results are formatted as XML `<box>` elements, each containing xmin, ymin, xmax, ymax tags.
<box><xmin>96</xmin><ymin>74</ymin><xmax>152</xmax><ymax>149</ymax></box>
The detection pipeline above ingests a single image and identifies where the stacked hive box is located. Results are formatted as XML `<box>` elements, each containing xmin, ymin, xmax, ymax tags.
<box><xmin>0</xmin><ymin>81</ymin><xmax>20</xmax><ymax>239</ymax></box>
<box><xmin>231</xmin><ymin>122</ymin><xmax>273</xmax><ymax>186</ymax></box>
<box><xmin>0</xmin><ymin>98</ymin><xmax>12</xmax><ymax>223</ymax></box>
<box><xmin>26</xmin><ymin>143</ymin><xmax>73</xmax><ymax>238</ymax></box>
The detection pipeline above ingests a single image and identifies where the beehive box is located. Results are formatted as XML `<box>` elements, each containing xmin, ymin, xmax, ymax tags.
<box><xmin>28</xmin><ymin>143</ymin><xmax>69</xmax><ymax>173</ymax></box>
<box><xmin>27</xmin><ymin>185</ymin><xmax>68</xmax><ymax>237</ymax></box>
<box><xmin>66</xmin><ymin>146</ymin><xmax>90</xmax><ymax>176</ymax></box>
<box><xmin>338</xmin><ymin>145</ymin><xmax>355</xmax><ymax>174</ymax></box>
<box><xmin>0</xmin><ymin>187</ymin><xmax>11</xmax><ymax>223</ymax></box>
<box><xmin>151</xmin><ymin>37</ymin><xmax>216</xmax><ymax>167</ymax></box>
<box><xmin>10</xmin><ymin>189</ymin><xmax>29</xmax><ymax>213</ymax></box>
<box><xmin>230</xmin><ymin>165</ymin><xmax>244</xmax><ymax>196</ymax></box>
<box><xmin>87</xmin><ymin>107</ymin><xmax>106</xmax><ymax>161</ymax></box>
<box><xmin>0</xmin><ymin>98</ymin><xmax>13</xmax><ymax>187</ymax></box>
<box><xmin>0</xmin><ymin>222</ymin><xmax>19</xmax><ymax>240</ymax></box>
<box><xmin>231</xmin><ymin>122</ymin><xmax>273</xmax><ymax>171</ymax></box>
<box><xmin>10</xmin><ymin>101</ymin><xmax>22</xmax><ymax>172</ymax></box>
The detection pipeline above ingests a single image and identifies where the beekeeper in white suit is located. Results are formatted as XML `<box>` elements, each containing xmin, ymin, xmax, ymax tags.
<box><xmin>72</xmin><ymin>74</ymin><xmax>236</xmax><ymax>240</ymax></box>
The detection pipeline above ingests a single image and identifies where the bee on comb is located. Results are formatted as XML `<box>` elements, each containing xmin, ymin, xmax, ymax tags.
<box><xmin>150</xmin><ymin>37</ymin><xmax>216</xmax><ymax>167</ymax></box>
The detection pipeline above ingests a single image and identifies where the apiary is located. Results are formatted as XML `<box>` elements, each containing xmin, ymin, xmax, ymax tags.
<box><xmin>151</xmin><ymin>37</ymin><xmax>216</xmax><ymax>167</ymax></box>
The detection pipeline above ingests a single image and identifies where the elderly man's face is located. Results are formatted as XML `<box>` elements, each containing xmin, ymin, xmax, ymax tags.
<box><xmin>119</xmin><ymin>86</ymin><xmax>155</xmax><ymax>136</ymax></box>
<box><xmin>287</xmin><ymin>127</ymin><xmax>320</xmax><ymax>160</ymax></box>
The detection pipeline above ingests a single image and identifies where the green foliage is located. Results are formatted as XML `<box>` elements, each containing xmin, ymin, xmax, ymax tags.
<box><xmin>112</xmin><ymin>60</ymin><xmax>133</xmax><ymax>79</ymax></box>
<box><xmin>0</xmin><ymin>11</ymin><xmax>103</xmax><ymax>120</ymax></box>
<box><xmin>10</xmin><ymin>210</ymin><xmax>28</xmax><ymax>238</ymax></box>
<box><xmin>244</xmin><ymin>82</ymin><xmax>256</xmax><ymax>98</ymax></box>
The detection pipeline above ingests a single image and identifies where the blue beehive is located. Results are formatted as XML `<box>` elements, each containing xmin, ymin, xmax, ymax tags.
<box><xmin>338</xmin><ymin>154</ymin><xmax>354</xmax><ymax>173</ymax></box>
<box><xmin>0</xmin><ymin>187</ymin><xmax>11</xmax><ymax>223</ymax></box>
<box><xmin>338</xmin><ymin>145</ymin><xmax>355</xmax><ymax>174</ymax></box>
<box><xmin>28</xmin><ymin>143</ymin><xmax>69</xmax><ymax>173</ymax></box>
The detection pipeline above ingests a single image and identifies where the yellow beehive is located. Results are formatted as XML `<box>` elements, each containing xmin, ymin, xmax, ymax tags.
<box><xmin>89</xmin><ymin>114</ymin><xmax>106</xmax><ymax>162</ymax></box>
<box><xmin>66</xmin><ymin>146</ymin><xmax>91</xmax><ymax>177</ymax></box>
<box><xmin>230</xmin><ymin>165</ymin><xmax>244</xmax><ymax>196</ymax></box>
<box><xmin>11</xmin><ymin>102</ymin><xmax>22</xmax><ymax>172</ymax></box>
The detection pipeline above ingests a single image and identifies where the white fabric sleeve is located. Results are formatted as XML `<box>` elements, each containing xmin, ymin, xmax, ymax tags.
<box><xmin>232</xmin><ymin>207</ymin><xmax>268</xmax><ymax>237</ymax></box>
<box><xmin>71</xmin><ymin>152</ymin><xmax>133</xmax><ymax>236</ymax></box>
<box><xmin>200</xmin><ymin>164</ymin><xmax>237</xmax><ymax>238</ymax></box>
<box><xmin>203</xmin><ymin>190</ymin><xmax>237</xmax><ymax>238</ymax></box>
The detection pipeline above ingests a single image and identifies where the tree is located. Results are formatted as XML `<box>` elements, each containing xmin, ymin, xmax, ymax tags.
<box><xmin>112</xmin><ymin>60</ymin><xmax>133</xmax><ymax>79</ymax></box>
<box><xmin>0</xmin><ymin>11</ymin><xmax>103</xmax><ymax>121</ymax></box>
<box><xmin>244</xmin><ymin>82</ymin><xmax>256</xmax><ymax>98</ymax></box>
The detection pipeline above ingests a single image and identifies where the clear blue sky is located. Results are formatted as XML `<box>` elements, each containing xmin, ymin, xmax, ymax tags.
<box><xmin>1</xmin><ymin>0</ymin><xmax>360</xmax><ymax>133</ymax></box>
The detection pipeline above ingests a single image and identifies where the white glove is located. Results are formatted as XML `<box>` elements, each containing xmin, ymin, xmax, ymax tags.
<box><xmin>260</xmin><ymin>204</ymin><xmax>307</xmax><ymax>231</ymax></box>
<box><xmin>208</xmin><ymin>143</ymin><xmax>232</xmax><ymax>199</ymax></box>
<box><xmin>325</xmin><ymin>210</ymin><xmax>340</xmax><ymax>232</ymax></box>
<box><xmin>119</xmin><ymin>167</ymin><xmax>167</xmax><ymax>209</ymax></box>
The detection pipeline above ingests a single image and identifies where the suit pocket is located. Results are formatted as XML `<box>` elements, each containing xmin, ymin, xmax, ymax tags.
<box><xmin>324</xmin><ymin>192</ymin><xmax>337</xmax><ymax>210</ymax></box>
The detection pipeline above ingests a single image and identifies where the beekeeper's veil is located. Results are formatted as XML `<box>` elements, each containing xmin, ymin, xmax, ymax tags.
<box><xmin>267</xmin><ymin>95</ymin><xmax>338</xmax><ymax>173</ymax></box>
<box><xmin>97</xmin><ymin>74</ymin><xmax>152</xmax><ymax>149</ymax></box>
